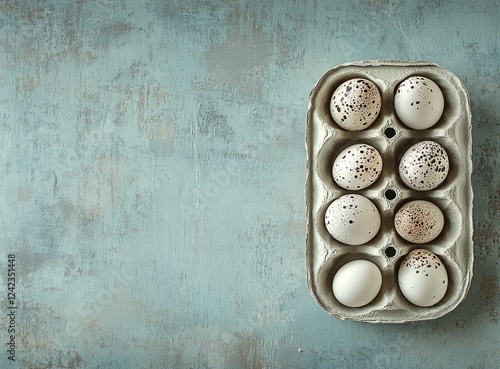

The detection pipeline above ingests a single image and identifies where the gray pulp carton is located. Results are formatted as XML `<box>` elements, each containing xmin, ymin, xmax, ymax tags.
<box><xmin>305</xmin><ymin>61</ymin><xmax>473</xmax><ymax>323</ymax></box>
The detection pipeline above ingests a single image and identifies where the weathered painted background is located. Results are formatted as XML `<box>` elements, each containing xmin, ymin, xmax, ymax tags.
<box><xmin>0</xmin><ymin>0</ymin><xmax>499</xmax><ymax>368</ymax></box>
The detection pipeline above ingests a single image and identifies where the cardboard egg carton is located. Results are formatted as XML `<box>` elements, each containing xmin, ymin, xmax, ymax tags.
<box><xmin>305</xmin><ymin>61</ymin><xmax>473</xmax><ymax>323</ymax></box>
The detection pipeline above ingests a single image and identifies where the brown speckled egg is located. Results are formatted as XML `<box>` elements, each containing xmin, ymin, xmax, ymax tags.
<box><xmin>399</xmin><ymin>141</ymin><xmax>449</xmax><ymax>191</ymax></box>
<box><xmin>332</xmin><ymin>143</ymin><xmax>383</xmax><ymax>190</ymax></box>
<box><xmin>330</xmin><ymin>78</ymin><xmax>381</xmax><ymax>131</ymax></box>
<box><xmin>398</xmin><ymin>249</ymin><xmax>448</xmax><ymax>307</ymax></box>
<box><xmin>395</xmin><ymin>200</ymin><xmax>444</xmax><ymax>243</ymax></box>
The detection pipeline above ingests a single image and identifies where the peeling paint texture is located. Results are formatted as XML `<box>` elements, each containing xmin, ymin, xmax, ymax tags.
<box><xmin>0</xmin><ymin>1</ymin><xmax>499</xmax><ymax>368</ymax></box>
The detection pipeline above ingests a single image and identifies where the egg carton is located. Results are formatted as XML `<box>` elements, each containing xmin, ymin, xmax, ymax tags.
<box><xmin>305</xmin><ymin>60</ymin><xmax>473</xmax><ymax>323</ymax></box>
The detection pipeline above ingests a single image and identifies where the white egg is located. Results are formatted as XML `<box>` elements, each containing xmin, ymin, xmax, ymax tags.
<box><xmin>394</xmin><ymin>76</ymin><xmax>444</xmax><ymax>130</ymax></box>
<box><xmin>325</xmin><ymin>194</ymin><xmax>381</xmax><ymax>245</ymax></box>
<box><xmin>332</xmin><ymin>260</ymin><xmax>382</xmax><ymax>307</ymax></box>
<box><xmin>330</xmin><ymin>78</ymin><xmax>382</xmax><ymax>131</ymax></box>
<box><xmin>399</xmin><ymin>141</ymin><xmax>449</xmax><ymax>191</ymax></box>
<box><xmin>332</xmin><ymin>143</ymin><xmax>383</xmax><ymax>190</ymax></box>
<box><xmin>394</xmin><ymin>200</ymin><xmax>445</xmax><ymax>244</ymax></box>
<box><xmin>398</xmin><ymin>249</ymin><xmax>448</xmax><ymax>307</ymax></box>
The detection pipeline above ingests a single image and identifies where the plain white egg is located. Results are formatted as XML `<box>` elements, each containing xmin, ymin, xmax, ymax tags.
<box><xmin>398</xmin><ymin>249</ymin><xmax>448</xmax><ymax>307</ymax></box>
<box><xmin>332</xmin><ymin>259</ymin><xmax>382</xmax><ymax>307</ymax></box>
<box><xmin>332</xmin><ymin>143</ymin><xmax>383</xmax><ymax>190</ymax></box>
<box><xmin>330</xmin><ymin>78</ymin><xmax>382</xmax><ymax>131</ymax></box>
<box><xmin>394</xmin><ymin>76</ymin><xmax>444</xmax><ymax>130</ymax></box>
<box><xmin>324</xmin><ymin>194</ymin><xmax>381</xmax><ymax>245</ymax></box>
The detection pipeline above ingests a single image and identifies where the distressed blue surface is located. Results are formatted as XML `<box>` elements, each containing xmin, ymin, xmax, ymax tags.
<box><xmin>0</xmin><ymin>0</ymin><xmax>499</xmax><ymax>368</ymax></box>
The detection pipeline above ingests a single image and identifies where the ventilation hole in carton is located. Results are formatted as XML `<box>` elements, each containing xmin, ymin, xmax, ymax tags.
<box><xmin>384</xmin><ymin>127</ymin><xmax>396</xmax><ymax>138</ymax></box>
<box><xmin>384</xmin><ymin>189</ymin><xmax>397</xmax><ymax>200</ymax></box>
<box><xmin>385</xmin><ymin>246</ymin><xmax>397</xmax><ymax>258</ymax></box>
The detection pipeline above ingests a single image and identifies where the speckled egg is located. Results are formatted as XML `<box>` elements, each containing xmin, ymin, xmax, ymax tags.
<box><xmin>325</xmin><ymin>194</ymin><xmax>381</xmax><ymax>245</ymax></box>
<box><xmin>330</xmin><ymin>78</ymin><xmax>382</xmax><ymax>131</ymax></box>
<box><xmin>394</xmin><ymin>76</ymin><xmax>444</xmax><ymax>130</ymax></box>
<box><xmin>399</xmin><ymin>141</ymin><xmax>449</xmax><ymax>191</ymax></box>
<box><xmin>332</xmin><ymin>143</ymin><xmax>383</xmax><ymax>190</ymax></box>
<box><xmin>395</xmin><ymin>200</ymin><xmax>445</xmax><ymax>244</ymax></box>
<box><xmin>398</xmin><ymin>249</ymin><xmax>448</xmax><ymax>307</ymax></box>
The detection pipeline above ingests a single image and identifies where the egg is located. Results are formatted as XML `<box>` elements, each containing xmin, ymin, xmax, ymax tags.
<box><xmin>330</xmin><ymin>78</ymin><xmax>382</xmax><ymax>131</ymax></box>
<box><xmin>395</xmin><ymin>200</ymin><xmax>445</xmax><ymax>244</ymax></box>
<box><xmin>325</xmin><ymin>194</ymin><xmax>381</xmax><ymax>245</ymax></box>
<box><xmin>398</xmin><ymin>249</ymin><xmax>448</xmax><ymax>307</ymax></box>
<box><xmin>333</xmin><ymin>260</ymin><xmax>382</xmax><ymax>307</ymax></box>
<box><xmin>394</xmin><ymin>76</ymin><xmax>444</xmax><ymax>130</ymax></box>
<box><xmin>399</xmin><ymin>141</ymin><xmax>449</xmax><ymax>191</ymax></box>
<box><xmin>332</xmin><ymin>143</ymin><xmax>383</xmax><ymax>190</ymax></box>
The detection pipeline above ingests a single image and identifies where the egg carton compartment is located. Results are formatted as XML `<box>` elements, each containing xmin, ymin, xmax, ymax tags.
<box><xmin>315</xmin><ymin>251</ymin><xmax>395</xmax><ymax>321</ymax></box>
<box><xmin>392</xmin><ymin>196</ymin><xmax>462</xmax><ymax>251</ymax></box>
<box><xmin>306</xmin><ymin>60</ymin><xmax>473</xmax><ymax>323</ymax></box>
<box><xmin>391</xmin><ymin>136</ymin><xmax>461</xmax><ymax>192</ymax></box>
<box><xmin>390</xmin><ymin>247</ymin><xmax>465</xmax><ymax>317</ymax></box>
